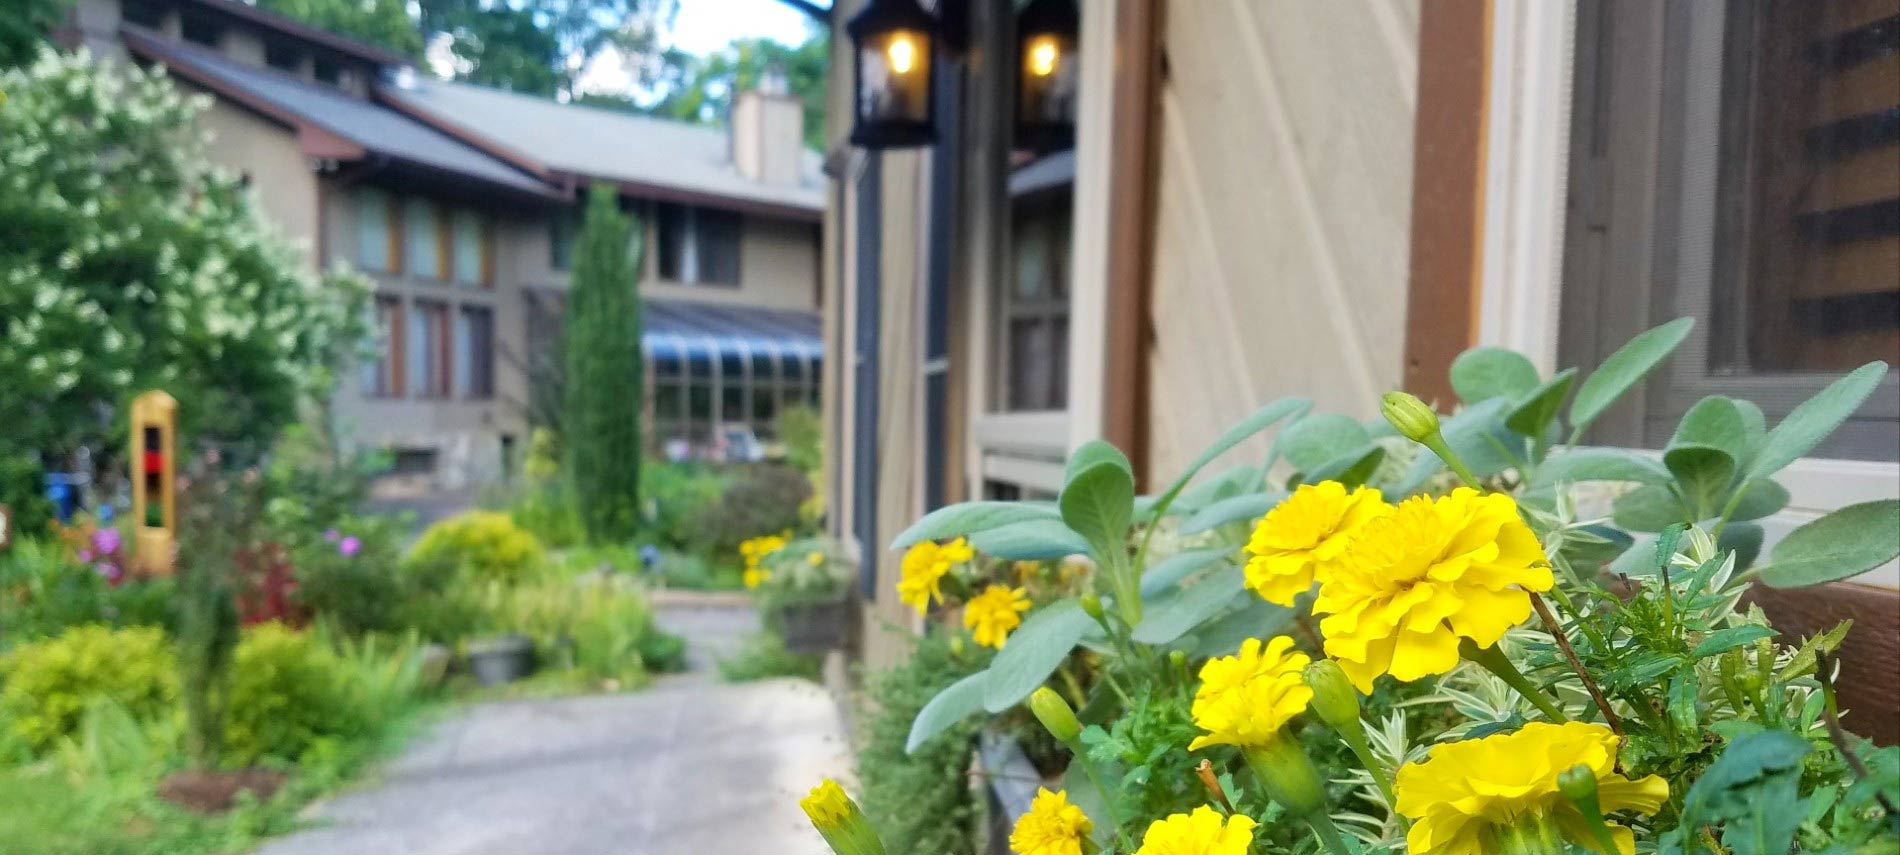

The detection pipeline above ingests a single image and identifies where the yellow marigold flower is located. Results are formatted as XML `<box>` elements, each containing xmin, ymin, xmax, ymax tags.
<box><xmin>800</xmin><ymin>778</ymin><xmax>853</xmax><ymax>830</ymax></box>
<box><xmin>807</xmin><ymin>551</ymin><xmax>826</xmax><ymax>566</ymax></box>
<box><xmin>897</xmin><ymin>537</ymin><xmax>972</xmax><ymax>614</ymax></box>
<box><xmin>1132</xmin><ymin>805</ymin><xmax>1256</xmax><ymax>855</ymax></box>
<box><xmin>743</xmin><ymin>567</ymin><xmax>771</xmax><ymax>589</ymax></box>
<box><xmin>1187</xmin><ymin>636</ymin><xmax>1312</xmax><ymax>751</ymax></box>
<box><xmin>1314</xmin><ymin>488</ymin><xmax>1553</xmax><ymax>692</ymax></box>
<box><xmin>1244</xmin><ymin>482</ymin><xmax>1391</xmax><ymax>606</ymax></box>
<box><xmin>964</xmin><ymin>584</ymin><xmax>1031</xmax><ymax>649</ymax></box>
<box><xmin>1395</xmin><ymin>721</ymin><xmax>1668</xmax><ymax>855</ymax></box>
<box><xmin>1009</xmin><ymin>788</ymin><xmax>1093</xmax><ymax>855</ymax></box>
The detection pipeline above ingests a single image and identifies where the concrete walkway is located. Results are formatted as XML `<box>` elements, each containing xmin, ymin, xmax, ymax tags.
<box><xmin>257</xmin><ymin>600</ymin><xmax>849</xmax><ymax>855</ymax></box>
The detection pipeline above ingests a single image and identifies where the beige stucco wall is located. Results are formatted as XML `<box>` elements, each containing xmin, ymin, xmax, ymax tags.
<box><xmin>196</xmin><ymin>98</ymin><xmax>321</xmax><ymax>269</ymax></box>
<box><xmin>324</xmin><ymin>181</ymin><xmax>532</xmax><ymax>489</ymax></box>
<box><xmin>1144</xmin><ymin>0</ymin><xmax>1420</xmax><ymax>479</ymax></box>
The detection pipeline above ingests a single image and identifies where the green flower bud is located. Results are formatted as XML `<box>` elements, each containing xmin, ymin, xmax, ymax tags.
<box><xmin>1244</xmin><ymin>736</ymin><xmax>1330</xmax><ymax>820</ymax></box>
<box><xmin>1078</xmin><ymin>593</ymin><xmax>1105</xmax><ymax>623</ymax></box>
<box><xmin>1303</xmin><ymin>660</ymin><xmax>1361</xmax><ymax>732</ymax></box>
<box><xmin>1557</xmin><ymin>764</ymin><xmax>1599</xmax><ymax>803</ymax></box>
<box><xmin>1028</xmin><ymin>687</ymin><xmax>1082</xmax><ymax>743</ymax></box>
<box><xmin>1381</xmin><ymin>391</ymin><xmax>1442</xmax><ymax>444</ymax></box>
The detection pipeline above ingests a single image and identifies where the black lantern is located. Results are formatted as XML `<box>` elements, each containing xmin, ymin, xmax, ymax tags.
<box><xmin>1015</xmin><ymin>0</ymin><xmax>1078</xmax><ymax>152</ymax></box>
<box><xmin>847</xmin><ymin>0</ymin><xmax>936</xmax><ymax>148</ymax></box>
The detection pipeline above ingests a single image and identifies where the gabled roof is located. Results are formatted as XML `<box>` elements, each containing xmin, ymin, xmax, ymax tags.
<box><xmin>381</xmin><ymin>76</ymin><xmax>826</xmax><ymax>221</ymax></box>
<box><xmin>123</xmin><ymin>27</ymin><xmax>560</xmax><ymax>200</ymax></box>
<box><xmin>158</xmin><ymin>0</ymin><xmax>412</xmax><ymax>68</ymax></box>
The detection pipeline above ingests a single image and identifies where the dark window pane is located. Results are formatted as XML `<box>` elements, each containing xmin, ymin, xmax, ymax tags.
<box><xmin>697</xmin><ymin>209</ymin><xmax>742</xmax><ymax>285</ymax></box>
<box><xmin>655</xmin><ymin>384</ymin><xmax>683</xmax><ymax>419</ymax></box>
<box><xmin>657</xmin><ymin>203</ymin><xmax>688</xmax><ymax>281</ymax></box>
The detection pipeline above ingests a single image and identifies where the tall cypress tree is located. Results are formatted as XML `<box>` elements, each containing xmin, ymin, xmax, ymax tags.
<box><xmin>563</xmin><ymin>184</ymin><xmax>644</xmax><ymax>542</ymax></box>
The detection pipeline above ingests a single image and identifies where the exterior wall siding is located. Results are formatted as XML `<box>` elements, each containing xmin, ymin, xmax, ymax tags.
<box><xmin>196</xmin><ymin>98</ymin><xmax>321</xmax><ymax>266</ymax></box>
<box><xmin>1146</xmin><ymin>0</ymin><xmax>1421</xmax><ymax>477</ymax></box>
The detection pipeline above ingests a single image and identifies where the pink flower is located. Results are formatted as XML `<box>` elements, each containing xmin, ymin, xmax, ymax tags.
<box><xmin>339</xmin><ymin>536</ymin><xmax>362</xmax><ymax>557</ymax></box>
<box><xmin>77</xmin><ymin>548</ymin><xmax>94</xmax><ymax>563</ymax></box>
<box><xmin>97</xmin><ymin>562</ymin><xmax>122</xmax><ymax>584</ymax></box>
<box><xmin>324</xmin><ymin>528</ymin><xmax>341</xmax><ymax>543</ymax></box>
<box><xmin>92</xmin><ymin>528</ymin><xmax>121</xmax><ymax>556</ymax></box>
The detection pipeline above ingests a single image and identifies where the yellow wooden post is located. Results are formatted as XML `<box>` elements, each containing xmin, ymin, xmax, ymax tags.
<box><xmin>129</xmin><ymin>390</ymin><xmax>178</xmax><ymax>576</ymax></box>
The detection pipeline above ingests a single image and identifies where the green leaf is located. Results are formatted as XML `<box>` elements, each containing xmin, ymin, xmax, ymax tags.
<box><xmin>982</xmin><ymin>600</ymin><xmax>1096</xmax><ymax>713</ymax></box>
<box><xmin>1505</xmin><ymin>368</ymin><xmax>1578</xmax><ymax>437</ymax></box>
<box><xmin>1729</xmin><ymin>479</ymin><xmax>1791</xmax><ymax>522</ymax></box>
<box><xmin>1179</xmin><ymin>491</ymin><xmax>1286</xmax><ymax>536</ymax></box>
<box><xmin>1609</xmin><ymin>533</ymin><xmax>1660</xmax><ymax>578</ymax></box>
<box><xmin>1139</xmin><ymin>548</ymin><xmax>1232</xmax><ymax>597</ymax></box>
<box><xmin>1302</xmin><ymin>445</ymin><xmax>1385</xmax><ymax>488</ymax></box>
<box><xmin>968</xmin><ymin>519</ymin><xmax>1091</xmax><ymax>560</ymax></box>
<box><xmin>1748</xmin><ymin>361</ymin><xmax>1890</xmax><ymax>480</ymax></box>
<box><xmin>1066</xmin><ymin>439</ymin><xmax>1133</xmax><ymax>485</ymax></box>
<box><xmin>1662</xmin><ymin>444</ymin><xmax>1737</xmax><ymax>521</ymax></box>
<box><xmin>1278</xmin><ymin>414</ymin><xmax>1372</xmax><ymax>474</ymax></box>
<box><xmin>1757</xmin><ymin>499</ymin><xmax>1900</xmax><ymax>588</ymax></box>
<box><xmin>1144</xmin><ymin>397</ymin><xmax>1311</xmax><ymax>521</ymax></box>
<box><xmin>907</xmin><ymin>670</ymin><xmax>988</xmax><ymax>753</ymax></box>
<box><xmin>1450</xmin><ymin>347</ymin><xmax>1542</xmax><ymax>404</ymax></box>
<box><xmin>1131</xmin><ymin>566</ymin><xmax>1248</xmax><ymax>644</ymax></box>
<box><xmin>1669</xmin><ymin>396</ymin><xmax>1755</xmax><ymax>465</ymax></box>
<box><xmin>1059</xmin><ymin>458</ymin><xmax>1136</xmax><ymax>566</ymax></box>
<box><xmin>1528</xmin><ymin>447</ymin><xmax>1671</xmax><ymax>492</ymax></box>
<box><xmin>1692</xmin><ymin>625</ymin><xmax>1777</xmax><ymax>658</ymax></box>
<box><xmin>1670</xmin><ymin>729</ymin><xmax>1811</xmax><ymax>855</ymax></box>
<box><xmin>1569</xmin><ymin>317</ymin><xmax>1695</xmax><ymax>436</ymax></box>
<box><xmin>1190</xmin><ymin>598</ymin><xmax>1295</xmax><ymax>658</ymax></box>
<box><xmin>1612</xmin><ymin>484</ymin><xmax>1688</xmax><ymax>533</ymax></box>
<box><xmin>892</xmin><ymin>501</ymin><xmax>1060</xmax><ymax>550</ymax></box>
<box><xmin>1719</xmin><ymin>523</ymin><xmax>1765</xmax><ymax>573</ymax></box>
<box><xmin>1168</xmin><ymin>465</ymin><xmax>1262</xmax><ymax>518</ymax></box>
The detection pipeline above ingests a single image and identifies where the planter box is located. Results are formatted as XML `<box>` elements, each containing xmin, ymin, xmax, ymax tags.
<box><xmin>467</xmin><ymin>635</ymin><xmax>536</xmax><ymax>686</ymax></box>
<box><xmin>776</xmin><ymin>595</ymin><xmax>853</xmax><ymax>655</ymax></box>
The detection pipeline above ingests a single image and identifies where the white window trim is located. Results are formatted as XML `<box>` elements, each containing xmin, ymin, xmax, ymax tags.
<box><xmin>1481</xmin><ymin>0</ymin><xmax>1899</xmax><ymax>586</ymax></box>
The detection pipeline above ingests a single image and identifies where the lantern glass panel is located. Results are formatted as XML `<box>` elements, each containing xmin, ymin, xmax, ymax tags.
<box><xmin>858</xmin><ymin>28</ymin><xmax>931</xmax><ymax>126</ymax></box>
<box><xmin>1018</xmin><ymin>32</ymin><xmax>1078</xmax><ymax>128</ymax></box>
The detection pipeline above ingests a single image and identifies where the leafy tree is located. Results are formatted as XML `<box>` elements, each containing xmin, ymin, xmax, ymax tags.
<box><xmin>0</xmin><ymin>0</ymin><xmax>65</xmax><ymax>69</ymax></box>
<box><xmin>645</xmin><ymin>33</ymin><xmax>829</xmax><ymax>149</ymax></box>
<box><xmin>0</xmin><ymin>54</ymin><xmax>367</xmax><ymax>531</ymax></box>
<box><xmin>562</xmin><ymin>185</ymin><xmax>644</xmax><ymax>542</ymax></box>
<box><xmin>421</xmin><ymin>0</ymin><xmax>677</xmax><ymax>97</ymax></box>
<box><xmin>254</xmin><ymin>0</ymin><xmax>424</xmax><ymax>58</ymax></box>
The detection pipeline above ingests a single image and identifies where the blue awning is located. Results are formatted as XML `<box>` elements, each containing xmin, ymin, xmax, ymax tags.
<box><xmin>641</xmin><ymin>298</ymin><xmax>823</xmax><ymax>368</ymax></box>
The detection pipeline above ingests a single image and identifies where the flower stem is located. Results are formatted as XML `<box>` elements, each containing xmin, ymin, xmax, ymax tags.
<box><xmin>1495</xmin><ymin>814</ymin><xmax>1568</xmax><ymax>855</ymax></box>
<box><xmin>1423</xmin><ymin>433</ymin><xmax>1485</xmax><ymax>490</ymax></box>
<box><xmin>1337</xmin><ymin>726</ymin><xmax>1398</xmax><ymax>809</ymax></box>
<box><xmin>1461</xmin><ymin>639</ymin><xmax>1570</xmax><ymax>723</ymax></box>
<box><xmin>1074</xmin><ymin>752</ymin><xmax>1125</xmax><ymax>832</ymax></box>
<box><xmin>1529</xmin><ymin>592</ymin><xmax>1624</xmax><ymax>736</ymax></box>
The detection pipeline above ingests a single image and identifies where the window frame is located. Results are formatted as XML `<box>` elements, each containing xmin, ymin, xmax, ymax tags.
<box><xmin>1557</xmin><ymin>0</ymin><xmax>1899</xmax><ymax>461</ymax></box>
<box><xmin>408</xmin><ymin>300</ymin><xmax>451</xmax><ymax>399</ymax></box>
<box><xmin>361</xmin><ymin>295</ymin><xmax>405</xmax><ymax>398</ymax></box>
<box><xmin>454</xmin><ymin>305</ymin><xmax>495</xmax><ymax>400</ymax></box>
<box><xmin>994</xmin><ymin>196</ymin><xmax>1073</xmax><ymax>413</ymax></box>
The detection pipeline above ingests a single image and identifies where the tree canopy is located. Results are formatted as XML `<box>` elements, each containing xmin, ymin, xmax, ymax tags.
<box><xmin>255</xmin><ymin>0</ymin><xmax>424</xmax><ymax>58</ymax></box>
<box><xmin>644</xmin><ymin>33</ymin><xmax>829</xmax><ymax>149</ymax></box>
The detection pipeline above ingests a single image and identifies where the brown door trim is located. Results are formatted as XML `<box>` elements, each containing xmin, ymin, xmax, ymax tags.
<box><xmin>1102</xmin><ymin>0</ymin><xmax>1164</xmax><ymax>487</ymax></box>
<box><xmin>1403</xmin><ymin>0</ymin><xmax>1492</xmax><ymax>406</ymax></box>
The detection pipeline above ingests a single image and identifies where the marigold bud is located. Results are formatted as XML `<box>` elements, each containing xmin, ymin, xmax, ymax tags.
<box><xmin>1243</xmin><ymin>736</ymin><xmax>1329</xmax><ymax>820</ymax></box>
<box><xmin>1381</xmin><ymin>391</ymin><xmax>1442</xmax><ymax>444</ymax></box>
<box><xmin>1302</xmin><ymin>659</ymin><xmax>1361</xmax><ymax>732</ymax></box>
<box><xmin>1078</xmin><ymin>593</ymin><xmax>1105</xmax><ymax>623</ymax></box>
<box><xmin>1557</xmin><ymin>764</ymin><xmax>1598</xmax><ymax>804</ymax></box>
<box><xmin>1028</xmin><ymin>687</ymin><xmax>1082</xmax><ymax>743</ymax></box>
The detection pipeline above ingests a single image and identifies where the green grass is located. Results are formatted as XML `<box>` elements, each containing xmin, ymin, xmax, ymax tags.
<box><xmin>716</xmin><ymin>632</ymin><xmax>822</xmax><ymax>683</ymax></box>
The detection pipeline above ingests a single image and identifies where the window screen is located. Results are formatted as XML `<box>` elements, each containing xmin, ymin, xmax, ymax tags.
<box><xmin>1559</xmin><ymin>0</ymin><xmax>1898</xmax><ymax>461</ymax></box>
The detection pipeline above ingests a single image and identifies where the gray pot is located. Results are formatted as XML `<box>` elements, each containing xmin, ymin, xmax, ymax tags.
<box><xmin>776</xmin><ymin>595</ymin><xmax>852</xmax><ymax>655</ymax></box>
<box><xmin>467</xmin><ymin>635</ymin><xmax>535</xmax><ymax>686</ymax></box>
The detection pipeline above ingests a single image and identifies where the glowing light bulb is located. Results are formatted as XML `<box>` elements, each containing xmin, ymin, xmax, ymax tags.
<box><xmin>887</xmin><ymin>33</ymin><xmax>917</xmax><ymax>75</ymax></box>
<box><xmin>1027</xmin><ymin>37</ymin><xmax>1060</xmax><ymax>77</ymax></box>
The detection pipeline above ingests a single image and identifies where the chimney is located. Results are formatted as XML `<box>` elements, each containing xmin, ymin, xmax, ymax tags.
<box><xmin>730</xmin><ymin>69</ymin><xmax>805</xmax><ymax>186</ymax></box>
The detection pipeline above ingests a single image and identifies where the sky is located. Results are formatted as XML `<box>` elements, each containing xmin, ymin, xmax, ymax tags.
<box><xmin>571</xmin><ymin>0</ymin><xmax>825</xmax><ymax>99</ymax></box>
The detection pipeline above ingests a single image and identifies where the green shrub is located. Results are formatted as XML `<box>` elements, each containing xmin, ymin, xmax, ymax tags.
<box><xmin>857</xmin><ymin>632</ymin><xmax>990</xmax><ymax>855</ymax></box>
<box><xmin>221</xmin><ymin>623</ymin><xmax>367</xmax><ymax>765</ymax></box>
<box><xmin>638</xmin><ymin>461</ymin><xmax>729</xmax><ymax>551</ymax></box>
<box><xmin>289</xmin><ymin>515</ymin><xmax>407</xmax><ymax>636</ymax></box>
<box><xmin>750</xmin><ymin>536</ymin><xmax>852</xmax><ymax>610</ymax></box>
<box><xmin>716</xmin><ymin>632</ymin><xmax>820</xmax><ymax>683</ymax></box>
<box><xmin>504</xmin><ymin>478</ymin><xmax>586</xmax><ymax>550</ymax></box>
<box><xmin>0</xmin><ymin>539</ymin><xmax>176</xmax><ymax>646</ymax></box>
<box><xmin>406</xmin><ymin>511</ymin><xmax>547</xmax><ymax>586</ymax></box>
<box><xmin>699</xmin><ymin>464</ymin><xmax>812</xmax><ymax>556</ymax></box>
<box><xmin>637</xmin><ymin>630</ymin><xmax>688</xmax><ymax>674</ymax></box>
<box><xmin>475</xmin><ymin>577</ymin><xmax>665</xmax><ymax>686</ymax></box>
<box><xmin>0</xmin><ymin>625</ymin><xmax>179</xmax><ymax>753</ymax></box>
<box><xmin>564</xmin><ymin>185</ymin><xmax>645</xmax><ymax>542</ymax></box>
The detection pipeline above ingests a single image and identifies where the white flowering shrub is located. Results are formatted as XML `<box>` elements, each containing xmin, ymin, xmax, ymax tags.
<box><xmin>0</xmin><ymin>51</ymin><xmax>367</xmax><ymax>523</ymax></box>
